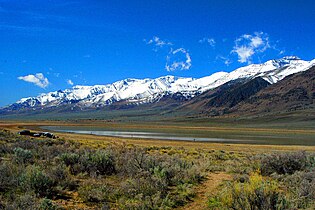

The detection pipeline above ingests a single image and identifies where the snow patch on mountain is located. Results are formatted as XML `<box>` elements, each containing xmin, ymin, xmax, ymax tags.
<box><xmin>5</xmin><ymin>56</ymin><xmax>315</xmax><ymax>110</ymax></box>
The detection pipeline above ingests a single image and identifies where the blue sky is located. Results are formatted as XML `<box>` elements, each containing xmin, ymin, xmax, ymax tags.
<box><xmin>0</xmin><ymin>0</ymin><xmax>315</xmax><ymax>106</ymax></box>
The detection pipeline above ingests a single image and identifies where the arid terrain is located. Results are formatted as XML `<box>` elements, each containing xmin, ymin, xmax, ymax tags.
<box><xmin>0</xmin><ymin>120</ymin><xmax>314</xmax><ymax>209</ymax></box>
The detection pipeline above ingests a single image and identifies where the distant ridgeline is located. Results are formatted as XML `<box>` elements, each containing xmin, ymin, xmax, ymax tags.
<box><xmin>1</xmin><ymin>56</ymin><xmax>314</xmax><ymax>118</ymax></box>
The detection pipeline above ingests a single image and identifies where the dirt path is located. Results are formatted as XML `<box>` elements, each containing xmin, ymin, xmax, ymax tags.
<box><xmin>179</xmin><ymin>172</ymin><xmax>232</xmax><ymax>210</ymax></box>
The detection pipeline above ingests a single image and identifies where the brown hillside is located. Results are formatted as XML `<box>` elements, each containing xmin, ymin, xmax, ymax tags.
<box><xmin>231</xmin><ymin>66</ymin><xmax>315</xmax><ymax>115</ymax></box>
<box><xmin>181</xmin><ymin>77</ymin><xmax>270</xmax><ymax>116</ymax></box>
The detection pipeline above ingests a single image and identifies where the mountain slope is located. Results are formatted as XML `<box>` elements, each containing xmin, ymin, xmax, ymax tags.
<box><xmin>180</xmin><ymin>77</ymin><xmax>271</xmax><ymax>116</ymax></box>
<box><xmin>1</xmin><ymin>56</ymin><xmax>314</xmax><ymax>114</ymax></box>
<box><xmin>230</xmin><ymin>65</ymin><xmax>315</xmax><ymax>116</ymax></box>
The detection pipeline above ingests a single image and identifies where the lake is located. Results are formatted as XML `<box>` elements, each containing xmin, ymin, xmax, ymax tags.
<box><xmin>42</xmin><ymin>126</ymin><xmax>252</xmax><ymax>143</ymax></box>
<box><xmin>41</xmin><ymin>125</ymin><xmax>315</xmax><ymax>145</ymax></box>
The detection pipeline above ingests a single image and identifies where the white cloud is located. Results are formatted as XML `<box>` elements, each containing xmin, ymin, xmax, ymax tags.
<box><xmin>165</xmin><ymin>48</ymin><xmax>192</xmax><ymax>71</ymax></box>
<box><xmin>216</xmin><ymin>55</ymin><xmax>232</xmax><ymax>66</ymax></box>
<box><xmin>250</xmin><ymin>36</ymin><xmax>263</xmax><ymax>48</ymax></box>
<box><xmin>232</xmin><ymin>46</ymin><xmax>254</xmax><ymax>63</ymax></box>
<box><xmin>199</xmin><ymin>37</ymin><xmax>216</xmax><ymax>47</ymax></box>
<box><xmin>67</xmin><ymin>79</ymin><xmax>74</xmax><ymax>86</ymax></box>
<box><xmin>279</xmin><ymin>50</ymin><xmax>285</xmax><ymax>55</ymax></box>
<box><xmin>46</xmin><ymin>68</ymin><xmax>60</xmax><ymax>77</ymax></box>
<box><xmin>144</xmin><ymin>37</ymin><xmax>192</xmax><ymax>71</ymax></box>
<box><xmin>144</xmin><ymin>36</ymin><xmax>173</xmax><ymax>48</ymax></box>
<box><xmin>18</xmin><ymin>73</ymin><xmax>50</xmax><ymax>88</ymax></box>
<box><xmin>231</xmin><ymin>32</ymin><xmax>270</xmax><ymax>63</ymax></box>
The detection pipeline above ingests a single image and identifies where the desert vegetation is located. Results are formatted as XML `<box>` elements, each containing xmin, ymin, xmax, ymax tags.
<box><xmin>0</xmin><ymin>129</ymin><xmax>205</xmax><ymax>209</ymax></box>
<box><xmin>0</xmin><ymin>129</ymin><xmax>314</xmax><ymax>209</ymax></box>
<box><xmin>208</xmin><ymin>151</ymin><xmax>315</xmax><ymax>209</ymax></box>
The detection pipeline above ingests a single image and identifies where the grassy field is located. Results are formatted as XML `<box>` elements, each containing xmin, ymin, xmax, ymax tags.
<box><xmin>2</xmin><ymin>117</ymin><xmax>315</xmax><ymax>146</ymax></box>
<box><xmin>1</xmin><ymin>119</ymin><xmax>315</xmax><ymax>150</ymax></box>
<box><xmin>0</xmin><ymin>120</ymin><xmax>314</xmax><ymax>209</ymax></box>
<box><xmin>1</xmin><ymin>105</ymin><xmax>314</xmax><ymax>129</ymax></box>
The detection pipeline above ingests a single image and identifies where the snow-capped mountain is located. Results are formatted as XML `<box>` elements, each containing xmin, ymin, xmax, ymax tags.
<box><xmin>3</xmin><ymin>56</ymin><xmax>315</xmax><ymax>111</ymax></box>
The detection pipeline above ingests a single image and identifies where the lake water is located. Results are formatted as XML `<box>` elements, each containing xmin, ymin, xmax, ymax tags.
<box><xmin>41</xmin><ymin>126</ymin><xmax>315</xmax><ymax>145</ymax></box>
<box><xmin>42</xmin><ymin>126</ymin><xmax>251</xmax><ymax>143</ymax></box>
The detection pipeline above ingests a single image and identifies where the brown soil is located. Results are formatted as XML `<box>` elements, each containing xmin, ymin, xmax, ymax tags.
<box><xmin>178</xmin><ymin>172</ymin><xmax>232</xmax><ymax>210</ymax></box>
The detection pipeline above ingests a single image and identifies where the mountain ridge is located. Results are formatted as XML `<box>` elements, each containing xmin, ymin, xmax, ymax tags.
<box><xmin>230</xmin><ymin>65</ymin><xmax>315</xmax><ymax>116</ymax></box>
<box><xmin>1</xmin><ymin>56</ymin><xmax>314</xmax><ymax>113</ymax></box>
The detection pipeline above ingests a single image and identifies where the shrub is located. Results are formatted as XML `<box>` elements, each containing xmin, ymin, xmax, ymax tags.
<box><xmin>118</xmin><ymin>192</ymin><xmax>174</xmax><ymax>210</ymax></box>
<box><xmin>0</xmin><ymin>130</ymin><xmax>209</xmax><ymax>209</ymax></box>
<box><xmin>12</xmin><ymin>140</ymin><xmax>35</xmax><ymax>150</ymax></box>
<box><xmin>114</xmin><ymin>147</ymin><xmax>147</xmax><ymax>177</ymax></box>
<box><xmin>5</xmin><ymin>193</ymin><xmax>38</xmax><ymax>210</ymax></box>
<box><xmin>60</xmin><ymin>150</ymin><xmax>115</xmax><ymax>176</ymax></box>
<box><xmin>173</xmin><ymin>183</ymin><xmax>195</xmax><ymax>206</ymax></box>
<box><xmin>38</xmin><ymin>198</ymin><xmax>60</xmax><ymax>210</ymax></box>
<box><xmin>60</xmin><ymin>152</ymin><xmax>82</xmax><ymax>175</ymax></box>
<box><xmin>261</xmin><ymin>151</ymin><xmax>307</xmax><ymax>175</ymax></box>
<box><xmin>13</xmin><ymin>147</ymin><xmax>33</xmax><ymax>164</ymax></box>
<box><xmin>208</xmin><ymin>173</ymin><xmax>290</xmax><ymax>209</ymax></box>
<box><xmin>20</xmin><ymin>166</ymin><xmax>56</xmax><ymax>197</ymax></box>
<box><xmin>60</xmin><ymin>153</ymin><xmax>80</xmax><ymax>166</ymax></box>
<box><xmin>0</xmin><ymin>144</ymin><xmax>10</xmax><ymax>156</ymax></box>
<box><xmin>307</xmin><ymin>154</ymin><xmax>315</xmax><ymax>168</ymax></box>
<box><xmin>47</xmin><ymin>164</ymin><xmax>76</xmax><ymax>190</ymax></box>
<box><xmin>120</xmin><ymin>171</ymin><xmax>168</xmax><ymax>198</ymax></box>
<box><xmin>84</xmin><ymin>150</ymin><xmax>115</xmax><ymax>176</ymax></box>
<box><xmin>281</xmin><ymin>171</ymin><xmax>315</xmax><ymax>208</ymax></box>
<box><xmin>116</xmin><ymin>146</ymin><xmax>204</xmax><ymax>186</ymax></box>
<box><xmin>78</xmin><ymin>181</ymin><xmax>111</xmax><ymax>203</ymax></box>
<box><xmin>0</xmin><ymin>162</ymin><xmax>20</xmax><ymax>192</ymax></box>
<box><xmin>208</xmin><ymin>196</ymin><xmax>223</xmax><ymax>209</ymax></box>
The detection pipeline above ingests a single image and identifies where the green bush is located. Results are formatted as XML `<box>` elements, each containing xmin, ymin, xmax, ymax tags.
<box><xmin>38</xmin><ymin>198</ymin><xmax>60</xmax><ymax>210</ymax></box>
<box><xmin>84</xmin><ymin>150</ymin><xmax>115</xmax><ymax>176</ymax></box>
<box><xmin>115</xmin><ymin>147</ymin><xmax>203</xmax><ymax>186</ymax></box>
<box><xmin>78</xmin><ymin>181</ymin><xmax>111</xmax><ymax>203</ymax></box>
<box><xmin>118</xmin><ymin>192</ymin><xmax>174</xmax><ymax>210</ymax></box>
<box><xmin>60</xmin><ymin>153</ymin><xmax>80</xmax><ymax>166</ymax></box>
<box><xmin>20</xmin><ymin>166</ymin><xmax>56</xmax><ymax>197</ymax></box>
<box><xmin>46</xmin><ymin>164</ymin><xmax>77</xmax><ymax>190</ymax></box>
<box><xmin>120</xmin><ymin>171</ymin><xmax>168</xmax><ymax>198</ymax></box>
<box><xmin>13</xmin><ymin>140</ymin><xmax>35</xmax><ymax>150</ymax></box>
<box><xmin>281</xmin><ymin>171</ymin><xmax>315</xmax><ymax>208</ymax></box>
<box><xmin>5</xmin><ymin>193</ymin><xmax>38</xmax><ymax>210</ymax></box>
<box><xmin>208</xmin><ymin>173</ymin><xmax>290</xmax><ymax>210</ymax></box>
<box><xmin>0</xmin><ymin>130</ymin><xmax>208</xmax><ymax>209</ymax></box>
<box><xmin>173</xmin><ymin>183</ymin><xmax>195</xmax><ymax>206</ymax></box>
<box><xmin>208</xmin><ymin>196</ymin><xmax>223</xmax><ymax>209</ymax></box>
<box><xmin>13</xmin><ymin>147</ymin><xmax>33</xmax><ymax>164</ymax></box>
<box><xmin>261</xmin><ymin>151</ymin><xmax>307</xmax><ymax>175</ymax></box>
<box><xmin>0</xmin><ymin>144</ymin><xmax>10</xmax><ymax>156</ymax></box>
<box><xmin>0</xmin><ymin>162</ymin><xmax>20</xmax><ymax>192</ymax></box>
<box><xmin>307</xmin><ymin>155</ymin><xmax>315</xmax><ymax>168</ymax></box>
<box><xmin>60</xmin><ymin>150</ymin><xmax>115</xmax><ymax>176</ymax></box>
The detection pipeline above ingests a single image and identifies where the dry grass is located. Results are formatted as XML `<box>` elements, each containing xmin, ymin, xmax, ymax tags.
<box><xmin>178</xmin><ymin>172</ymin><xmax>232</xmax><ymax>210</ymax></box>
<box><xmin>1</xmin><ymin>120</ymin><xmax>315</xmax><ymax>153</ymax></box>
<box><xmin>1</xmin><ymin>121</ymin><xmax>314</xmax><ymax>210</ymax></box>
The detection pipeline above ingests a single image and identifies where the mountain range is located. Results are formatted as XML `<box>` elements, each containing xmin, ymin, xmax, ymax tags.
<box><xmin>1</xmin><ymin>56</ymin><xmax>315</xmax><ymax>117</ymax></box>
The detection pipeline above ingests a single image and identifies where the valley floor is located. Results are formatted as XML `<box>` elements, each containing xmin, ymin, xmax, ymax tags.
<box><xmin>0</xmin><ymin>120</ymin><xmax>314</xmax><ymax>209</ymax></box>
<box><xmin>1</xmin><ymin>119</ymin><xmax>315</xmax><ymax>150</ymax></box>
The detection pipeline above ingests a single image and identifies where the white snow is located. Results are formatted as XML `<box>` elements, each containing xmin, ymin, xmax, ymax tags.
<box><xmin>14</xmin><ymin>56</ymin><xmax>314</xmax><ymax>108</ymax></box>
